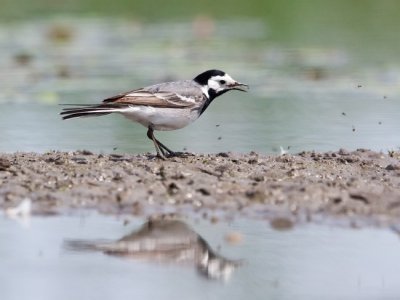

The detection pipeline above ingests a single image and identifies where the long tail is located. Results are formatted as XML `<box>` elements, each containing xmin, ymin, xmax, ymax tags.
<box><xmin>60</xmin><ymin>104</ymin><xmax>124</xmax><ymax>120</ymax></box>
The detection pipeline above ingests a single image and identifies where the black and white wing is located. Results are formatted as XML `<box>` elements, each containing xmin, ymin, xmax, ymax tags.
<box><xmin>61</xmin><ymin>80</ymin><xmax>204</xmax><ymax>120</ymax></box>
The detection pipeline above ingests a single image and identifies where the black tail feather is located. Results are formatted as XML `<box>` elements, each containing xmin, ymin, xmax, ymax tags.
<box><xmin>60</xmin><ymin>104</ymin><xmax>120</xmax><ymax>120</ymax></box>
<box><xmin>62</xmin><ymin>112</ymin><xmax>112</xmax><ymax>120</ymax></box>
<box><xmin>60</xmin><ymin>107</ymin><xmax>109</xmax><ymax>115</ymax></box>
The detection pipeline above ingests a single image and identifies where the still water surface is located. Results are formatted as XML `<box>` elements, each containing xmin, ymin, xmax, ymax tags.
<box><xmin>1</xmin><ymin>213</ymin><xmax>400</xmax><ymax>300</ymax></box>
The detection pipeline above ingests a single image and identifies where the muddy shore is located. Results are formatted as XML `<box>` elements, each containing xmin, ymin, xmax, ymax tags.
<box><xmin>1</xmin><ymin>149</ymin><xmax>400</xmax><ymax>225</ymax></box>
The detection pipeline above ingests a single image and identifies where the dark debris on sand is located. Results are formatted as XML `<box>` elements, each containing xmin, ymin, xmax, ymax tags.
<box><xmin>0</xmin><ymin>149</ymin><xmax>400</xmax><ymax>224</ymax></box>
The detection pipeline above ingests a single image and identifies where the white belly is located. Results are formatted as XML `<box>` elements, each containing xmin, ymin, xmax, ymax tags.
<box><xmin>119</xmin><ymin>106</ymin><xmax>199</xmax><ymax>131</ymax></box>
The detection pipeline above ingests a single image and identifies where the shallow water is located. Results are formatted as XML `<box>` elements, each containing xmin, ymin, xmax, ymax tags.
<box><xmin>0</xmin><ymin>19</ymin><xmax>400</xmax><ymax>155</ymax></box>
<box><xmin>1</xmin><ymin>213</ymin><xmax>400</xmax><ymax>300</ymax></box>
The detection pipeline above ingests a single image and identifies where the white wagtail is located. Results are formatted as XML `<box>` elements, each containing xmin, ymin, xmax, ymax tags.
<box><xmin>61</xmin><ymin>69</ymin><xmax>248</xmax><ymax>158</ymax></box>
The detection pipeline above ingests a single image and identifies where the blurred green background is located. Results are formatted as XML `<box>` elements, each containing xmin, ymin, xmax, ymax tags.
<box><xmin>3</xmin><ymin>0</ymin><xmax>400</xmax><ymax>59</ymax></box>
<box><xmin>0</xmin><ymin>0</ymin><xmax>399</xmax><ymax>154</ymax></box>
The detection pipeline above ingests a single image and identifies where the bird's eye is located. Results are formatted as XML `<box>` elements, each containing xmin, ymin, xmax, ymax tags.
<box><xmin>219</xmin><ymin>80</ymin><xmax>226</xmax><ymax>84</ymax></box>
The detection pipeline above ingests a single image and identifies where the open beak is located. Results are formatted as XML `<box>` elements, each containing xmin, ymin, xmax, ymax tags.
<box><xmin>229</xmin><ymin>82</ymin><xmax>249</xmax><ymax>92</ymax></box>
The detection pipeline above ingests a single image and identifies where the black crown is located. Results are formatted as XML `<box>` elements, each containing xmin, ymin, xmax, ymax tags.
<box><xmin>193</xmin><ymin>69</ymin><xmax>226</xmax><ymax>85</ymax></box>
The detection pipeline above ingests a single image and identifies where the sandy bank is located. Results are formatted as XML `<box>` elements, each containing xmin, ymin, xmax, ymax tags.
<box><xmin>1</xmin><ymin>149</ymin><xmax>399</xmax><ymax>225</ymax></box>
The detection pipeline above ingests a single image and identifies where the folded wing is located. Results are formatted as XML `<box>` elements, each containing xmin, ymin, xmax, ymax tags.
<box><xmin>103</xmin><ymin>88</ymin><xmax>197</xmax><ymax>108</ymax></box>
<box><xmin>61</xmin><ymin>85</ymin><xmax>200</xmax><ymax>120</ymax></box>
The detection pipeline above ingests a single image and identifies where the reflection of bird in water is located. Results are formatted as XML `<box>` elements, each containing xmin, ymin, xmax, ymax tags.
<box><xmin>64</xmin><ymin>218</ymin><xmax>240</xmax><ymax>281</ymax></box>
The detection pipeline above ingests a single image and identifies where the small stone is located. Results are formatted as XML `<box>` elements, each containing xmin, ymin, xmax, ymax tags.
<box><xmin>349</xmin><ymin>193</ymin><xmax>369</xmax><ymax>204</ymax></box>
<box><xmin>217</xmin><ymin>152</ymin><xmax>229</xmax><ymax>158</ymax></box>
<box><xmin>386</xmin><ymin>164</ymin><xmax>400</xmax><ymax>171</ymax></box>
<box><xmin>70</xmin><ymin>157</ymin><xmax>88</xmax><ymax>164</ymax></box>
<box><xmin>248</xmin><ymin>158</ymin><xmax>258</xmax><ymax>164</ymax></box>
<box><xmin>224</xmin><ymin>231</ymin><xmax>243</xmax><ymax>245</ymax></box>
<box><xmin>338</xmin><ymin>149</ymin><xmax>349</xmax><ymax>156</ymax></box>
<box><xmin>270</xmin><ymin>217</ymin><xmax>294</xmax><ymax>231</ymax></box>
<box><xmin>196</xmin><ymin>188</ymin><xmax>210</xmax><ymax>196</ymax></box>
<box><xmin>0</xmin><ymin>158</ymin><xmax>11</xmax><ymax>170</ymax></box>
<box><xmin>167</xmin><ymin>182</ymin><xmax>179</xmax><ymax>195</ymax></box>
<box><xmin>80</xmin><ymin>150</ymin><xmax>93</xmax><ymax>155</ymax></box>
<box><xmin>210</xmin><ymin>216</ymin><xmax>219</xmax><ymax>224</ymax></box>
<box><xmin>249</xmin><ymin>173</ymin><xmax>264</xmax><ymax>182</ymax></box>
<box><xmin>245</xmin><ymin>190</ymin><xmax>264</xmax><ymax>202</ymax></box>
<box><xmin>14</xmin><ymin>52</ymin><xmax>33</xmax><ymax>66</ymax></box>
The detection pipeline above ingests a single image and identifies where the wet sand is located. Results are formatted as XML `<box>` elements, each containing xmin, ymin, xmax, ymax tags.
<box><xmin>1</xmin><ymin>149</ymin><xmax>400</xmax><ymax>225</ymax></box>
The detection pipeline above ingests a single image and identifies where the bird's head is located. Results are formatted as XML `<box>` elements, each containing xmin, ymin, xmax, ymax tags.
<box><xmin>194</xmin><ymin>69</ymin><xmax>248</xmax><ymax>99</ymax></box>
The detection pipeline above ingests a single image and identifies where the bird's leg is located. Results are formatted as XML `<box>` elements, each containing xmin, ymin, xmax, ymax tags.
<box><xmin>147</xmin><ymin>128</ymin><xmax>166</xmax><ymax>159</ymax></box>
<box><xmin>156</xmin><ymin>140</ymin><xmax>176</xmax><ymax>156</ymax></box>
<box><xmin>146</xmin><ymin>128</ymin><xmax>187</xmax><ymax>158</ymax></box>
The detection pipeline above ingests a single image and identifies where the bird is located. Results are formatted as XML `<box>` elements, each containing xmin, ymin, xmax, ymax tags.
<box><xmin>60</xmin><ymin>69</ymin><xmax>248</xmax><ymax>158</ymax></box>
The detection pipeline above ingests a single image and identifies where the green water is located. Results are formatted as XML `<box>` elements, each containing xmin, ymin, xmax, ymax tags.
<box><xmin>2</xmin><ymin>0</ymin><xmax>400</xmax><ymax>56</ymax></box>
<box><xmin>0</xmin><ymin>1</ymin><xmax>399</xmax><ymax>154</ymax></box>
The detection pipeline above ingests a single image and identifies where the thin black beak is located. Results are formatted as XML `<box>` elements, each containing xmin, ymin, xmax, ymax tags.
<box><xmin>229</xmin><ymin>82</ymin><xmax>249</xmax><ymax>92</ymax></box>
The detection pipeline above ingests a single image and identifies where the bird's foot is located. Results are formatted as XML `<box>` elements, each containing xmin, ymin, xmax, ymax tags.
<box><xmin>156</xmin><ymin>153</ymin><xmax>167</xmax><ymax>160</ymax></box>
<box><xmin>148</xmin><ymin>150</ymin><xmax>194</xmax><ymax>160</ymax></box>
<box><xmin>165</xmin><ymin>151</ymin><xmax>194</xmax><ymax>158</ymax></box>
<box><xmin>145</xmin><ymin>153</ymin><xmax>165</xmax><ymax>160</ymax></box>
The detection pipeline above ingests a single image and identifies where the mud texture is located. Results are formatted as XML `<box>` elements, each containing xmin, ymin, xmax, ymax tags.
<box><xmin>1</xmin><ymin>149</ymin><xmax>400</xmax><ymax>224</ymax></box>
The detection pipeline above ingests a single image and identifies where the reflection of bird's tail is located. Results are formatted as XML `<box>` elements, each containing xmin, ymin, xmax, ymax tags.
<box><xmin>63</xmin><ymin>239</ymin><xmax>110</xmax><ymax>252</ymax></box>
<box><xmin>60</xmin><ymin>104</ymin><xmax>123</xmax><ymax>120</ymax></box>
